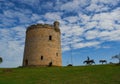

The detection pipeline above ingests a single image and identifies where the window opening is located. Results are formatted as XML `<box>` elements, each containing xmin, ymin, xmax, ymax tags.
<box><xmin>41</xmin><ymin>56</ymin><xmax>43</xmax><ymax>60</ymax></box>
<box><xmin>49</xmin><ymin>35</ymin><xmax>52</xmax><ymax>40</ymax></box>
<box><xmin>56</xmin><ymin>53</ymin><xmax>58</xmax><ymax>56</ymax></box>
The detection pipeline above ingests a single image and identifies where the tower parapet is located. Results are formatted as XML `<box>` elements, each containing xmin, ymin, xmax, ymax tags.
<box><xmin>27</xmin><ymin>21</ymin><xmax>60</xmax><ymax>33</ymax></box>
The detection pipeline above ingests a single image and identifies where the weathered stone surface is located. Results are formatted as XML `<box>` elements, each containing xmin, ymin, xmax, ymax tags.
<box><xmin>23</xmin><ymin>21</ymin><xmax>62</xmax><ymax>67</ymax></box>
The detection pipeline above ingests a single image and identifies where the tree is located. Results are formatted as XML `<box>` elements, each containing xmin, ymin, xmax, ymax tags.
<box><xmin>0</xmin><ymin>57</ymin><xmax>2</xmax><ymax>64</ymax></box>
<box><xmin>112</xmin><ymin>53</ymin><xmax>120</xmax><ymax>64</ymax></box>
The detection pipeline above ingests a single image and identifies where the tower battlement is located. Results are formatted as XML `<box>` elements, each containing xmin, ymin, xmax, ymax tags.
<box><xmin>27</xmin><ymin>22</ymin><xmax>60</xmax><ymax>33</ymax></box>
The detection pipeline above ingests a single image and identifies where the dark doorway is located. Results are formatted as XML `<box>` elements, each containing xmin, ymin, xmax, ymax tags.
<box><xmin>48</xmin><ymin>61</ymin><xmax>52</xmax><ymax>67</ymax></box>
<box><xmin>25</xmin><ymin>59</ymin><xmax>28</xmax><ymax>66</ymax></box>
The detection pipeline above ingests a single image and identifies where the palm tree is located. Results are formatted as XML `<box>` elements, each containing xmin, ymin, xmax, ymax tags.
<box><xmin>112</xmin><ymin>53</ymin><xmax>120</xmax><ymax>64</ymax></box>
<box><xmin>0</xmin><ymin>57</ymin><xmax>2</xmax><ymax>64</ymax></box>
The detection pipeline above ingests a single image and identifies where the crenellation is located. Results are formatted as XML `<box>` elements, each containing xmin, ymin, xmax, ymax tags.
<box><xmin>26</xmin><ymin>23</ymin><xmax>60</xmax><ymax>33</ymax></box>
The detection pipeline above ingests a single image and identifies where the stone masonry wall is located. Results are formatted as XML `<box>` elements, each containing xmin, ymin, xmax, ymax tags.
<box><xmin>23</xmin><ymin>22</ymin><xmax>62</xmax><ymax>66</ymax></box>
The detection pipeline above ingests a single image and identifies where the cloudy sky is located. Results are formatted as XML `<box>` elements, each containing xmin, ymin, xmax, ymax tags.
<box><xmin>0</xmin><ymin>0</ymin><xmax>120</xmax><ymax>67</ymax></box>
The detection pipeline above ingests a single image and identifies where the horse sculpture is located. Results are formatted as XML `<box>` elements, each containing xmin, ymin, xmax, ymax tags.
<box><xmin>99</xmin><ymin>60</ymin><xmax>107</xmax><ymax>64</ymax></box>
<box><xmin>83</xmin><ymin>56</ymin><xmax>95</xmax><ymax>65</ymax></box>
<box><xmin>83</xmin><ymin>59</ymin><xmax>95</xmax><ymax>65</ymax></box>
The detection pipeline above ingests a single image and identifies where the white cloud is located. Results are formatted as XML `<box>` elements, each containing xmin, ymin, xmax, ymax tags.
<box><xmin>41</xmin><ymin>1</ymin><xmax>54</xmax><ymax>10</ymax></box>
<box><xmin>12</xmin><ymin>26</ymin><xmax>26</xmax><ymax>40</ymax></box>
<box><xmin>86</xmin><ymin>3</ymin><xmax>109</xmax><ymax>12</ymax></box>
<box><xmin>99</xmin><ymin>30</ymin><xmax>120</xmax><ymax>41</ymax></box>
<box><xmin>86</xmin><ymin>0</ymin><xmax>120</xmax><ymax>12</ymax></box>
<box><xmin>0</xmin><ymin>26</ymin><xmax>26</xmax><ymax>67</ymax></box>
<box><xmin>18</xmin><ymin>0</ymin><xmax>41</xmax><ymax>7</ymax></box>
<box><xmin>62</xmin><ymin>46</ymin><xmax>71</xmax><ymax>51</ymax></box>
<box><xmin>92</xmin><ymin>0</ymin><xmax>120</xmax><ymax>6</ymax></box>
<box><xmin>81</xmin><ymin>6</ymin><xmax>120</xmax><ymax>42</ymax></box>
<box><xmin>73</xmin><ymin>41</ymin><xmax>101</xmax><ymax>49</ymax></box>
<box><xmin>44</xmin><ymin>12</ymin><xmax>62</xmax><ymax>21</ymax></box>
<box><xmin>61</xmin><ymin>5</ymin><xmax>120</xmax><ymax>51</ymax></box>
<box><xmin>60</xmin><ymin>0</ymin><xmax>89</xmax><ymax>12</ymax></box>
<box><xmin>78</xmin><ymin>14</ymin><xmax>91</xmax><ymax>24</ymax></box>
<box><xmin>99</xmin><ymin>20</ymin><xmax>114</xmax><ymax>30</ymax></box>
<box><xmin>0</xmin><ymin>40</ymin><xmax>24</xmax><ymax>67</ymax></box>
<box><xmin>37</xmin><ymin>20</ymin><xmax>45</xmax><ymax>24</ymax></box>
<box><xmin>61</xmin><ymin>24</ymin><xmax>86</xmax><ymax>52</ymax></box>
<box><xmin>84</xmin><ymin>28</ymin><xmax>120</xmax><ymax>42</ymax></box>
<box><xmin>84</xmin><ymin>30</ymin><xmax>99</xmax><ymax>40</ymax></box>
<box><xmin>84</xmin><ymin>21</ymin><xmax>98</xmax><ymax>30</ymax></box>
<box><xmin>63</xmin><ymin>16</ymin><xmax>79</xmax><ymax>23</ymax></box>
<box><xmin>60</xmin><ymin>1</ymin><xmax>79</xmax><ymax>11</ymax></box>
<box><xmin>0</xmin><ymin>9</ymin><xmax>34</xmax><ymax>27</ymax></box>
<box><xmin>0</xmin><ymin>28</ymin><xmax>13</xmax><ymax>41</ymax></box>
<box><xmin>92</xmin><ymin>8</ymin><xmax>120</xmax><ymax>30</ymax></box>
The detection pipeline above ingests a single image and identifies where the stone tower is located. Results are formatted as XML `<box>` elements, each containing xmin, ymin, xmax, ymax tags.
<box><xmin>23</xmin><ymin>21</ymin><xmax>62</xmax><ymax>67</ymax></box>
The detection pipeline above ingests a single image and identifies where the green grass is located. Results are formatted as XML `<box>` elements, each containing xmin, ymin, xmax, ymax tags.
<box><xmin>0</xmin><ymin>64</ymin><xmax>120</xmax><ymax>84</ymax></box>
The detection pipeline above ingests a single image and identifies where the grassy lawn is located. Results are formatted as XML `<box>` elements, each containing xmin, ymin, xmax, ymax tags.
<box><xmin>0</xmin><ymin>64</ymin><xmax>120</xmax><ymax>84</ymax></box>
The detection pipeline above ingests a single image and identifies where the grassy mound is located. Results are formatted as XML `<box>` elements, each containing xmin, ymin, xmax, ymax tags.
<box><xmin>0</xmin><ymin>65</ymin><xmax>120</xmax><ymax>84</ymax></box>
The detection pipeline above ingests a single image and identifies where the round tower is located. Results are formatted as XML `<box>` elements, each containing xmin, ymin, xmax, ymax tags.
<box><xmin>23</xmin><ymin>21</ymin><xmax>62</xmax><ymax>67</ymax></box>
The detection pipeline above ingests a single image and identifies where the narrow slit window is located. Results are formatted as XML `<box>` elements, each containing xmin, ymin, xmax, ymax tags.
<box><xmin>49</xmin><ymin>35</ymin><xmax>52</xmax><ymax>40</ymax></box>
<box><xmin>41</xmin><ymin>56</ymin><xmax>43</xmax><ymax>60</ymax></box>
<box><xmin>56</xmin><ymin>53</ymin><xmax>58</xmax><ymax>56</ymax></box>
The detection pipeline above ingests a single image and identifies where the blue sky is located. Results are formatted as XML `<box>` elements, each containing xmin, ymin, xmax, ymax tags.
<box><xmin>0</xmin><ymin>0</ymin><xmax>120</xmax><ymax>67</ymax></box>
